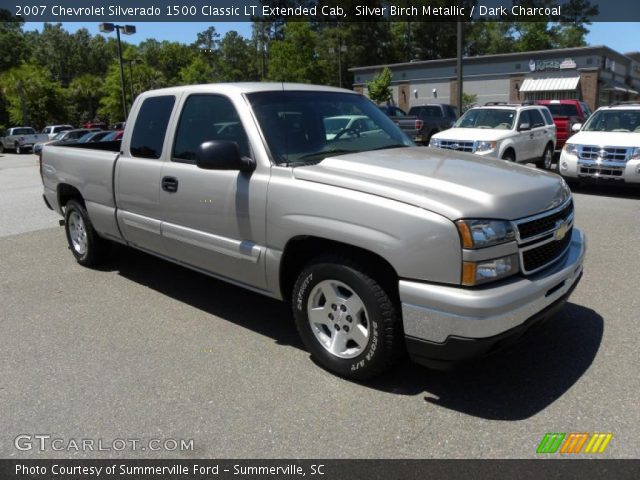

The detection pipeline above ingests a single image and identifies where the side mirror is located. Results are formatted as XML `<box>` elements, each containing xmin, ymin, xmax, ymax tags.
<box><xmin>571</xmin><ymin>123</ymin><xmax>582</xmax><ymax>133</ymax></box>
<box><xmin>518</xmin><ymin>122</ymin><xmax>531</xmax><ymax>132</ymax></box>
<box><xmin>196</xmin><ymin>140</ymin><xmax>255</xmax><ymax>172</ymax></box>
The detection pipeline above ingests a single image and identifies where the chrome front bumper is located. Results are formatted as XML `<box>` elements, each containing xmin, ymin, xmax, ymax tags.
<box><xmin>400</xmin><ymin>228</ymin><xmax>586</xmax><ymax>345</ymax></box>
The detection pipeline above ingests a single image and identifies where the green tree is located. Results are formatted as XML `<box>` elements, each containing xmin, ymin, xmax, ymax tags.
<box><xmin>218</xmin><ymin>31</ymin><xmax>256</xmax><ymax>81</ymax></box>
<box><xmin>462</xmin><ymin>92</ymin><xmax>478</xmax><ymax>112</ymax></box>
<box><xmin>67</xmin><ymin>74</ymin><xmax>104</xmax><ymax>124</ymax></box>
<box><xmin>366</xmin><ymin>67</ymin><xmax>393</xmax><ymax>104</ymax></box>
<box><xmin>179</xmin><ymin>56</ymin><xmax>217</xmax><ymax>85</ymax></box>
<box><xmin>0</xmin><ymin>63</ymin><xmax>66</xmax><ymax>127</ymax></box>
<box><xmin>0</xmin><ymin>12</ymin><xmax>30</xmax><ymax>72</ymax></box>
<box><xmin>268</xmin><ymin>22</ymin><xmax>319</xmax><ymax>83</ymax></box>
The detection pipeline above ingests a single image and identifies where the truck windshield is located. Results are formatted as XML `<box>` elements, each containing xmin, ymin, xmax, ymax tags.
<box><xmin>12</xmin><ymin>128</ymin><xmax>35</xmax><ymax>135</ymax></box>
<box><xmin>454</xmin><ymin>109</ymin><xmax>515</xmax><ymax>129</ymax></box>
<box><xmin>545</xmin><ymin>104</ymin><xmax>579</xmax><ymax>117</ymax></box>
<box><xmin>582</xmin><ymin>110</ymin><xmax>640</xmax><ymax>133</ymax></box>
<box><xmin>246</xmin><ymin>91</ymin><xmax>413</xmax><ymax>165</ymax></box>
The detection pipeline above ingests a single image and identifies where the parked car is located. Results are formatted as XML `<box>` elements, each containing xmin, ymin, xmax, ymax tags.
<box><xmin>536</xmin><ymin>100</ymin><xmax>591</xmax><ymax>151</ymax></box>
<box><xmin>323</xmin><ymin>115</ymin><xmax>381</xmax><ymax>140</ymax></box>
<box><xmin>101</xmin><ymin>130</ymin><xmax>124</xmax><ymax>141</ymax></box>
<box><xmin>392</xmin><ymin>104</ymin><xmax>458</xmax><ymax>144</ymax></box>
<box><xmin>378</xmin><ymin>104</ymin><xmax>407</xmax><ymax>118</ymax></box>
<box><xmin>41</xmin><ymin>83</ymin><xmax>584</xmax><ymax>380</ymax></box>
<box><xmin>77</xmin><ymin>131</ymin><xmax>114</xmax><ymax>143</ymax></box>
<box><xmin>83</xmin><ymin>121</ymin><xmax>107</xmax><ymax>130</ymax></box>
<box><xmin>34</xmin><ymin>129</ymin><xmax>94</xmax><ymax>155</ymax></box>
<box><xmin>0</xmin><ymin>127</ymin><xmax>50</xmax><ymax>154</ymax></box>
<box><xmin>559</xmin><ymin>101</ymin><xmax>640</xmax><ymax>185</ymax></box>
<box><xmin>430</xmin><ymin>103</ymin><xmax>557</xmax><ymax>169</ymax></box>
<box><xmin>42</xmin><ymin>125</ymin><xmax>74</xmax><ymax>140</ymax></box>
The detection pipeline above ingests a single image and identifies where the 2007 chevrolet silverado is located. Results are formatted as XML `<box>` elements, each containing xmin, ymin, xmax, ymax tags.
<box><xmin>41</xmin><ymin>83</ymin><xmax>585</xmax><ymax>379</ymax></box>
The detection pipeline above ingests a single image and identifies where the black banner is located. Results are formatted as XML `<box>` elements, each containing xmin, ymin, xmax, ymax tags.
<box><xmin>1</xmin><ymin>460</ymin><xmax>640</xmax><ymax>480</ymax></box>
<box><xmin>2</xmin><ymin>0</ymin><xmax>640</xmax><ymax>22</ymax></box>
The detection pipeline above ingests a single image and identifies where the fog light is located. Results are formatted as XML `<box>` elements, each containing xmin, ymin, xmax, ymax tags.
<box><xmin>462</xmin><ymin>254</ymin><xmax>519</xmax><ymax>286</ymax></box>
<box><xmin>560</xmin><ymin>161</ymin><xmax>568</xmax><ymax>171</ymax></box>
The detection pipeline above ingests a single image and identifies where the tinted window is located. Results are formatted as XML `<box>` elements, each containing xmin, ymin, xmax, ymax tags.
<box><xmin>409</xmin><ymin>106</ymin><xmax>443</xmax><ymax>118</ymax></box>
<box><xmin>546</xmin><ymin>104</ymin><xmax>579</xmax><ymax>117</ymax></box>
<box><xmin>540</xmin><ymin>108</ymin><xmax>554</xmax><ymax>125</ymax></box>
<box><xmin>518</xmin><ymin>110</ymin><xmax>531</xmax><ymax>128</ymax></box>
<box><xmin>173</xmin><ymin>94</ymin><xmax>249</xmax><ymax>162</ymax></box>
<box><xmin>12</xmin><ymin>128</ymin><xmax>35</xmax><ymax>135</ymax></box>
<box><xmin>583</xmin><ymin>109</ymin><xmax>640</xmax><ymax>132</ymax></box>
<box><xmin>131</xmin><ymin>95</ymin><xmax>175</xmax><ymax>159</ymax></box>
<box><xmin>529</xmin><ymin>109</ymin><xmax>545</xmax><ymax>128</ymax></box>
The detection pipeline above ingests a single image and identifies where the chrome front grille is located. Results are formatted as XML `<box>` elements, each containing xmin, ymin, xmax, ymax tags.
<box><xmin>513</xmin><ymin>199</ymin><xmax>574</xmax><ymax>274</ymax></box>
<box><xmin>438</xmin><ymin>140</ymin><xmax>475</xmax><ymax>153</ymax></box>
<box><xmin>578</xmin><ymin>145</ymin><xmax>630</xmax><ymax>162</ymax></box>
<box><xmin>577</xmin><ymin>145</ymin><xmax>631</xmax><ymax>179</ymax></box>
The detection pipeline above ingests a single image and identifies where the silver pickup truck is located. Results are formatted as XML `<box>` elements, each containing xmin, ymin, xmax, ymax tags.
<box><xmin>1</xmin><ymin>127</ymin><xmax>49</xmax><ymax>154</ymax></box>
<box><xmin>41</xmin><ymin>83</ymin><xmax>586</xmax><ymax>379</ymax></box>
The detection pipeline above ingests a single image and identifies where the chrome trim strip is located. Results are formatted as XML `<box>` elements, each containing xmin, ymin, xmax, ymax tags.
<box><xmin>518</xmin><ymin>212</ymin><xmax>574</xmax><ymax>246</ymax></box>
<box><xmin>519</xmin><ymin>237</ymin><xmax>572</xmax><ymax>275</ymax></box>
<box><xmin>161</xmin><ymin>222</ymin><xmax>263</xmax><ymax>263</ymax></box>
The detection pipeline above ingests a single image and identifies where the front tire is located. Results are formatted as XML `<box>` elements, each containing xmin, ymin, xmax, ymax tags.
<box><xmin>291</xmin><ymin>256</ymin><xmax>403</xmax><ymax>380</ymax></box>
<box><xmin>64</xmin><ymin>200</ymin><xmax>109</xmax><ymax>267</ymax></box>
<box><xmin>501</xmin><ymin>149</ymin><xmax>516</xmax><ymax>162</ymax></box>
<box><xmin>15</xmin><ymin>143</ymin><xmax>21</xmax><ymax>155</ymax></box>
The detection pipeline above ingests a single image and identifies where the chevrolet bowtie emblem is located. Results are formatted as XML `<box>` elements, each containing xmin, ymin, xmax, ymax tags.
<box><xmin>554</xmin><ymin>220</ymin><xmax>569</xmax><ymax>241</ymax></box>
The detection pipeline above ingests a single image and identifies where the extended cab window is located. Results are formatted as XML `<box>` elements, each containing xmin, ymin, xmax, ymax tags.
<box><xmin>173</xmin><ymin>94</ymin><xmax>249</xmax><ymax>162</ymax></box>
<box><xmin>130</xmin><ymin>95</ymin><xmax>175</xmax><ymax>159</ymax></box>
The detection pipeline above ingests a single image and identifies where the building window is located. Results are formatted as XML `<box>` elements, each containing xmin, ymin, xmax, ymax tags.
<box><xmin>515</xmin><ymin>63</ymin><xmax>521</xmax><ymax>70</ymax></box>
<box><xmin>587</xmin><ymin>58</ymin><xmax>593</xmax><ymax>65</ymax></box>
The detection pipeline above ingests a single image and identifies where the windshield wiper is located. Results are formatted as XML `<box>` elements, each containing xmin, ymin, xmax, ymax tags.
<box><xmin>283</xmin><ymin>149</ymin><xmax>354</xmax><ymax>166</ymax></box>
<box><xmin>371</xmin><ymin>144</ymin><xmax>409</xmax><ymax>151</ymax></box>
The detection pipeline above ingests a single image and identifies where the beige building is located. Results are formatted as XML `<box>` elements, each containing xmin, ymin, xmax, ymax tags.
<box><xmin>350</xmin><ymin>46</ymin><xmax>640</xmax><ymax>112</ymax></box>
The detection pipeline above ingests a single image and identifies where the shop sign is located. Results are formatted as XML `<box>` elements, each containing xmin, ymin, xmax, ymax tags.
<box><xmin>529</xmin><ymin>58</ymin><xmax>577</xmax><ymax>72</ymax></box>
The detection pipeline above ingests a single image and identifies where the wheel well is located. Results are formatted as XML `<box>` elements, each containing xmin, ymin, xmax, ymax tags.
<box><xmin>279</xmin><ymin>236</ymin><xmax>399</xmax><ymax>304</ymax></box>
<box><xmin>502</xmin><ymin>147</ymin><xmax>516</xmax><ymax>160</ymax></box>
<box><xmin>57</xmin><ymin>184</ymin><xmax>84</xmax><ymax>211</ymax></box>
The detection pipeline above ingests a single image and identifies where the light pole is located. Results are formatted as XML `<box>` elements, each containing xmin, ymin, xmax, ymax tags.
<box><xmin>456</xmin><ymin>1</ymin><xmax>464</xmax><ymax>114</ymax></box>
<box><xmin>127</xmin><ymin>59</ymin><xmax>137</xmax><ymax>107</ymax></box>
<box><xmin>99</xmin><ymin>23</ymin><xmax>136</xmax><ymax>122</ymax></box>
<box><xmin>329</xmin><ymin>38</ymin><xmax>347</xmax><ymax>88</ymax></box>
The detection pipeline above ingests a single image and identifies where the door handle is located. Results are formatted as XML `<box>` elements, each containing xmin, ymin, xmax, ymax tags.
<box><xmin>529</xmin><ymin>133</ymin><xmax>534</xmax><ymax>139</ymax></box>
<box><xmin>162</xmin><ymin>176</ymin><xmax>179</xmax><ymax>193</ymax></box>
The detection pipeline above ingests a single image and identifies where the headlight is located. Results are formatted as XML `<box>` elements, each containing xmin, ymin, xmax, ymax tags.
<box><xmin>563</xmin><ymin>143</ymin><xmax>578</xmax><ymax>156</ymax></box>
<box><xmin>630</xmin><ymin>147</ymin><xmax>640</xmax><ymax>160</ymax></box>
<box><xmin>475</xmin><ymin>141</ymin><xmax>497</xmax><ymax>153</ymax></box>
<box><xmin>456</xmin><ymin>219</ymin><xmax>516</xmax><ymax>249</ymax></box>
<box><xmin>462</xmin><ymin>254</ymin><xmax>519</xmax><ymax>286</ymax></box>
<box><xmin>429</xmin><ymin>138</ymin><xmax>441</xmax><ymax>148</ymax></box>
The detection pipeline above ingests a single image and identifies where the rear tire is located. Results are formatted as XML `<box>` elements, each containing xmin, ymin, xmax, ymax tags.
<box><xmin>538</xmin><ymin>144</ymin><xmax>554</xmax><ymax>170</ymax></box>
<box><xmin>291</xmin><ymin>256</ymin><xmax>403</xmax><ymax>380</ymax></box>
<box><xmin>64</xmin><ymin>200</ymin><xmax>109</xmax><ymax>267</ymax></box>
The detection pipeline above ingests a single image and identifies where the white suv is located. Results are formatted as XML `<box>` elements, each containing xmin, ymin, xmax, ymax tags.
<box><xmin>429</xmin><ymin>103</ymin><xmax>557</xmax><ymax>169</ymax></box>
<box><xmin>559</xmin><ymin>103</ymin><xmax>640</xmax><ymax>185</ymax></box>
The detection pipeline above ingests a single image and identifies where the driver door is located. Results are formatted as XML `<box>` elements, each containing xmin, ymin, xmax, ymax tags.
<box><xmin>158</xmin><ymin>93</ymin><xmax>269</xmax><ymax>290</ymax></box>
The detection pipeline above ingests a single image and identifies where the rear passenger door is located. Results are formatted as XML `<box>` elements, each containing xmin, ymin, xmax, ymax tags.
<box><xmin>515</xmin><ymin>110</ymin><xmax>533</xmax><ymax>161</ymax></box>
<box><xmin>115</xmin><ymin>95</ymin><xmax>177</xmax><ymax>255</ymax></box>
<box><xmin>528</xmin><ymin>108</ymin><xmax>550</xmax><ymax>158</ymax></box>
<box><xmin>158</xmin><ymin>93</ymin><xmax>269</xmax><ymax>290</ymax></box>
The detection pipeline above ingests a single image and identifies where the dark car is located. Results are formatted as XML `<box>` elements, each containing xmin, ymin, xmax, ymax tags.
<box><xmin>77</xmin><ymin>131</ymin><xmax>114</xmax><ymax>143</ymax></box>
<box><xmin>34</xmin><ymin>129</ymin><xmax>93</xmax><ymax>155</ymax></box>
<box><xmin>390</xmin><ymin>103</ymin><xmax>458</xmax><ymax>144</ymax></box>
<box><xmin>378</xmin><ymin>104</ymin><xmax>408</xmax><ymax>118</ymax></box>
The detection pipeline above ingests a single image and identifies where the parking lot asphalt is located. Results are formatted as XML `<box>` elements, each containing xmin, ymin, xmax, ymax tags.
<box><xmin>1</xmin><ymin>152</ymin><xmax>639</xmax><ymax>459</ymax></box>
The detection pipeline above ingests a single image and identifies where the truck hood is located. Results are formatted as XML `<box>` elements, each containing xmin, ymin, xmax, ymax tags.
<box><xmin>293</xmin><ymin>147</ymin><xmax>569</xmax><ymax>220</ymax></box>
<box><xmin>568</xmin><ymin>131</ymin><xmax>640</xmax><ymax>148</ymax></box>
<box><xmin>431</xmin><ymin>127</ymin><xmax>515</xmax><ymax>142</ymax></box>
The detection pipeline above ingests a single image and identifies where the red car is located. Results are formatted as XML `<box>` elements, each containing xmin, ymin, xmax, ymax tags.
<box><xmin>535</xmin><ymin>100</ymin><xmax>591</xmax><ymax>151</ymax></box>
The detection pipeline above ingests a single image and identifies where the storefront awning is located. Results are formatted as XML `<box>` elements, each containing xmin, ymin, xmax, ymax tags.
<box><xmin>519</xmin><ymin>75</ymin><xmax>581</xmax><ymax>92</ymax></box>
<box><xmin>601</xmin><ymin>80</ymin><xmax>638</xmax><ymax>95</ymax></box>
